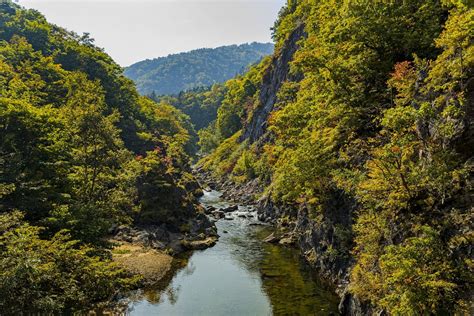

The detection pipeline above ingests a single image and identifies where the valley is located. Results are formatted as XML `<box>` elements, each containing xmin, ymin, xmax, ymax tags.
<box><xmin>0</xmin><ymin>0</ymin><xmax>472</xmax><ymax>315</ymax></box>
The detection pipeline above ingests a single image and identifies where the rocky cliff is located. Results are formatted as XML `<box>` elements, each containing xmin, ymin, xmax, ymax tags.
<box><xmin>241</xmin><ymin>24</ymin><xmax>306</xmax><ymax>143</ymax></box>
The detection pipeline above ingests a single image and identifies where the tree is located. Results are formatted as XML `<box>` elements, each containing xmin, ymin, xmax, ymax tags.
<box><xmin>0</xmin><ymin>211</ymin><xmax>138</xmax><ymax>314</ymax></box>
<box><xmin>52</xmin><ymin>73</ymin><xmax>135</xmax><ymax>243</ymax></box>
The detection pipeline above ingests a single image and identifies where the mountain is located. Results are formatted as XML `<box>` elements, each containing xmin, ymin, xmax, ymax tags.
<box><xmin>124</xmin><ymin>42</ymin><xmax>274</xmax><ymax>95</ymax></box>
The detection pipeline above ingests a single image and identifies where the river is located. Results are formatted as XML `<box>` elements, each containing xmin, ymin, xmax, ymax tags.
<box><xmin>126</xmin><ymin>189</ymin><xmax>339</xmax><ymax>315</ymax></box>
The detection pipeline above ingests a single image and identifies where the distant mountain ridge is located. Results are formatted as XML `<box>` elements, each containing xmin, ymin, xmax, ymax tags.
<box><xmin>125</xmin><ymin>42</ymin><xmax>274</xmax><ymax>95</ymax></box>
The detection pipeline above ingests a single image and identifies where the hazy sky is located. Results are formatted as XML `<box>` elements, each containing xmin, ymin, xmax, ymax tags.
<box><xmin>18</xmin><ymin>0</ymin><xmax>285</xmax><ymax>66</ymax></box>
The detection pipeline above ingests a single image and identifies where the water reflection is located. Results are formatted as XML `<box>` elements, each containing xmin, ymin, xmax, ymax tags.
<box><xmin>257</xmin><ymin>230</ymin><xmax>339</xmax><ymax>315</ymax></box>
<box><xmin>127</xmin><ymin>190</ymin><xmax>338</xmax><ymax>315</ymax></box>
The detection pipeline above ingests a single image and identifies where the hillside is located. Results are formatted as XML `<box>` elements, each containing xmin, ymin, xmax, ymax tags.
<box><xmin>124</xmin><ymin>42</ymin><xmax>274</xmax><ymax>95</ymax></box>
<box><xmin>0</xmin><ymin>2</ymin><xmax>213</xmax><ymax>313</ymax></box>
<box><xmin>198</xmin><ymin>1</ymin><xmax>473</xmax><ymax>314</ymax></box>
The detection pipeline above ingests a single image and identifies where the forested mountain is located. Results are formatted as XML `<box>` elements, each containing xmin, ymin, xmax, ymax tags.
<box><xmin>0</xmin><ymin>2</ymin><xmax>206</xmax><ymax>312</ymax></box>
<box><xmin>198</xmin><ymin>0</ymin><xmax>473</xmax><ymax>314</ymax></box>
<box><xmin>124</xmin><ymin>42</ymin><xmax>274</xmax><ymax>95</ymax></box>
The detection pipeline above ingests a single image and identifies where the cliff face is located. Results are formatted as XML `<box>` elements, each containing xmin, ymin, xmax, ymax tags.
<box><xmin>241</xmin><ymin>24</ymin><xmax>306</xmax><ymax>143</ymax></box>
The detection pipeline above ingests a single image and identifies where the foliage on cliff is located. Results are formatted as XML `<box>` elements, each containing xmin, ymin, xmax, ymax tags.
<box><xmin>0</xmin><ymin>2</ymin><xmax>200</xmax><ymax>311</ymax></box>
<box><xmin>199</xmin><ymin>0</ymin><xmax>473</xmax><ymax>313</ymax></box>
<box><xmin>196</xmin><ymin>57</ymin><xmax>271</xmax><ymax>154</ymax></box>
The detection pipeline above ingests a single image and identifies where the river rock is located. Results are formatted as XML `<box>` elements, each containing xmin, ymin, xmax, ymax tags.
<box><xmin>167</xmin><ymin>239</ymin><xmax>184</xmax><ymax>254</ymax></box>
<box><xmin>205</xmin><ymin>206</ymin><xmax>216</xmax><ymax>214</ymax></box>
<box><xmin>224</xmin><ymin>216</ymin><xmax>234</xmax><ymax>221</ymax></box>
<box><xmin>181</xmin><ymin>237</ymin><xmax>217</xmax><ymax>250</ymax></box>
<box><xmin>208</xmin><ymin>182</ymin><xmax>217</xmax><ymax>190</ymax></box>
<box><xmin>152</xmin><ymin>226</ymin><xmax>170</xmax><ymax>242</ymax></box>
<box><xmin>212</xmin><ymin>211</ymin><xmax>225</xmax><ymax>219</ymax></box>
<box><xmin>205</xmin><ymin>226</ymin><xmax>218</xmax><ymax>237</ymax></box>
<box><xmin>249</xmin><ymin>222</ymin><xmax>266</xmax><ymax>226</ymax></box>
<box><xmin>131</xmin><ymin>231</ymin><xmax>149</xmax><ymax>244</ymax></box>
<box><xmin>221</xmin><ymin>205</ymin><xmax>238</xmax><ymax>213</ymax></box>
<box><xmin>279</xmin><ymin>236</ymin><xmax>296</xmax><ymax>246</ymax></box>
<box><xmin>150</xmin><ymin>240</ymin><xmax>166</xmax><ymax>250</ymax></box>
<box><xmin>264</xmin><ymin>232</ymin><xmax>280</xmax><ymax>243</ymax></box>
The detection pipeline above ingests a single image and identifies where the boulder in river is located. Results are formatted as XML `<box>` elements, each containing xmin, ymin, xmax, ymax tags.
<box><xmin>221</xmin><ymin>205</ymin><xmax>238</xmax><ymax>213</ymax></box>
<box><xmin>205</xmin><ymin>206</ymin><xmax>216</xmax><ymax>214</ymax></box>
<box><xmin>264</xmin><ymin>232</ymin><xmax>280</xmax><ymax>243</ymax></box>
<box><xmin>181</xmin><ymin>237</ymin><xmax>217</xmax><ymax>250</ymax></box>
<box><xmin>212</xmin><ymin>211</ymin><xmax>225</xmax><ymax>219</ymax></box>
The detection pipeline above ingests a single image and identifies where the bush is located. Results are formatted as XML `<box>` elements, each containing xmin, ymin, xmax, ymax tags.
<box><xmin>0</xmin><ymin>211</ymin><xmax>139</xmax><ymax>314</ymax></box>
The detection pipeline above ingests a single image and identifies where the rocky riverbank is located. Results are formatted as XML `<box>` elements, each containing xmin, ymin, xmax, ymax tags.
<box><xmin>110</xmin><ymin>223</ymin><xmax>218</xmax><ymax>286</ymax></box>
<box><xmin>112</xmin><ymin>214</ymin><xmax>218</xmax><ymax>255</ymax></box>
<box><xmin>109</xmin><ymin>188</ymin><xmax>219</xmax><ymax>286</ymax></box>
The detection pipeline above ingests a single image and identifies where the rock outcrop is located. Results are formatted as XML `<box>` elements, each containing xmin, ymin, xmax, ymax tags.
<box><xmin>113</xmin><ymin>211</ymin><xmax>218</xmax><ymax>255</ymax></box>
<box><xmin>241</xmin><ymin>23</ymin><xmax>306</xmax><ymax>143</ymax></box>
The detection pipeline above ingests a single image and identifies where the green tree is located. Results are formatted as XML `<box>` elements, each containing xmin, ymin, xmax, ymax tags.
<box><xmin>378</xmin><ymin>227</ymin><xmax>457</xmax><ymax>315</ymax></box>
<box><xmin>52</xmin><ymin>73</ymin><xmax>135</xmax><ymax>243</ymax></box>
<box><xmin>0</xmin><ymin>211</ymin><xmax>138</xmax><ymax>314</ymax></box>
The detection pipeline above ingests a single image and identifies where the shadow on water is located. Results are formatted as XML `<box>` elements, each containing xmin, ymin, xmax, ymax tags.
<box><xmin>255</xmin><ymin>228</ymin><xmax>340</xmax><ymax>315</ymax></box>
<box><xmin>126</xmin><ymin>190</ymin><xmax>339</xmax><ymax>315</ymax></box>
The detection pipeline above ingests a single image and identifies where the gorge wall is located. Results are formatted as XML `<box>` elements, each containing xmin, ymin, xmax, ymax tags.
<box><xmin>198</xmin><ymin>1</ymin><xmax>473</xmax><ymax>314</ymax></box>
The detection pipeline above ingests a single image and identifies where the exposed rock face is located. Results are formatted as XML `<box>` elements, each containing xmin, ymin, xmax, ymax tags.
<box><xmin>295</xmin><ymin>192</ymin><xmax>355</xmax><ymax>282</ymax></box>
<box><xmin>256</xmin><ymin>190</ymin><xmax>355</xmax><ymax>281</ymax></box>
<box><xmin>241</xmin><ymin>23</ymin><xmax>306</xmax><ymax>143</ymax></box>
<box><xmin>338</xmin><ymin>290</ymin><xmax>382</xmax><ymax>316</ymax></box>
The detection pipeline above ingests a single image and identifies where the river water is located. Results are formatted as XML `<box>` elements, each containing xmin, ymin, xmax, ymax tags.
<box><xmin>127</xmin><ymin>190</ymin><xmax>339</xmax><ymax>315</ymax></box>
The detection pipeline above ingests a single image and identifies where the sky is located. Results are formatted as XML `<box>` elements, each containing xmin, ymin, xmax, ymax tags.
<box><xmin>18</xmin><ymin>0</ymin><xmax>286</xmax><ymax>66</ymax></box>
